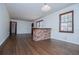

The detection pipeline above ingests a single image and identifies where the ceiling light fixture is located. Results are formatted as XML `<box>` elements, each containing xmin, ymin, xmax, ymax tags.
<box><xmin>41</xmin><ymin>3</ymin><xmax>51</xmax><ymax>12</ymax></box>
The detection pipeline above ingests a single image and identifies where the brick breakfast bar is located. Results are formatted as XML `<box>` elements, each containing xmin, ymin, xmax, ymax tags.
<box><xmin>32</xmin><ymin>28</ymin><xmax>51</xmax><ymax>41</ymax></box>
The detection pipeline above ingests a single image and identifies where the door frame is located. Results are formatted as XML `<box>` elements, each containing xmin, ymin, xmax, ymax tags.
<box><xmin>31</xmin><ymin>23</ymin><xmax>34</xmax><ymax>35</ymax></box>
<box><xmin>10</xmin><ymin>21</ymin><xmax>17</xmax><ymax>35</ymax></box>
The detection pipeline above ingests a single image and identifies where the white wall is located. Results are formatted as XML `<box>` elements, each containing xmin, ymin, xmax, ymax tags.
<box><xmin>11</xmin><ymin>19</ymin><xmax>32</xmax><ymax>34</ymax></box>
<box><xmin>34</xmin><ymin>4</ymin><xmax>79</xmax><ymax>45</ymax></box>
<box><xmin>0</xmin><ymin>4</ymin><xmax>10</xmax><ymax>46</ymax></box>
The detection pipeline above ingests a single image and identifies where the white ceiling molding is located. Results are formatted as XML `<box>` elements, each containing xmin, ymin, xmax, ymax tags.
<box><xmin>11</xmin><ymin>18</ymin><xmax>34</xmax><ymax>22</ymax></box>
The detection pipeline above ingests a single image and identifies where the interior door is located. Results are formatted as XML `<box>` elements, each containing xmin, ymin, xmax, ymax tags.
<box><xmin>10</xmin><ymin>21</ymin><xmax>17</xmax><ymax>35</ymax></box>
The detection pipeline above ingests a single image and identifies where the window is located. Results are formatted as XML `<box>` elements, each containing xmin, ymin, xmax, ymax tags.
<box><xmin>36</xmin><ymin>20</ymin><xmax>43</xmax><ymax>28</ymax></box>
<box><xmin>59</xmin><ymin>11</ymin><xmax>74</xmax><ymax>33</ymax></box>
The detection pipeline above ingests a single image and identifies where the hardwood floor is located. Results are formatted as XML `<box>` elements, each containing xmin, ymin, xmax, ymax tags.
<box><xmin>0</xmin><ymin>34</ymin><xmax>79</xmax><ymax>55</ymax></box>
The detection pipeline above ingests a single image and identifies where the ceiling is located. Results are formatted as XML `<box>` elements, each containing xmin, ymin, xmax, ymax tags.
<box><xmin>5</xmin><ymin>3</ymin><xmax>74</xmax><ymax>21</ymax></box>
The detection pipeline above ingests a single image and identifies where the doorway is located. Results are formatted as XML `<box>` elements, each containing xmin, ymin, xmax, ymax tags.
<box><xmin>10</xmin><ymin>21</ymin><xmax>17</xmax><ymax>36</ymax></box>
<box><xmin>31</xmin><ymin>23</ymin><xmax>34</xmax><ymax>35</ymax></box>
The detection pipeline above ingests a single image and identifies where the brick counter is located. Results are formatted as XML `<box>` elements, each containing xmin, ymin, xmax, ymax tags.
<box><xmin>33</xmin><ymin>28</ymin><xmax>51</xmax><ymax>41</ymax></box>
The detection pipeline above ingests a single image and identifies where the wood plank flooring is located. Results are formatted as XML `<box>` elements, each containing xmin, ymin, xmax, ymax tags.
<box><xmin>0</xmin><ymin>34</ymin><xmax>79</xmax><ymax>55</ymax></box>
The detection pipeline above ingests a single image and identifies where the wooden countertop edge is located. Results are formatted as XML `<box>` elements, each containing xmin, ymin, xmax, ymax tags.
<box><xmin>32</xmin><ymin>28</ymin><xmax>51</xmax><ymax>29</ymax></box>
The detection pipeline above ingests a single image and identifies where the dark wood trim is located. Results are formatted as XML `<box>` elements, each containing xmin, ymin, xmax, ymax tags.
<box><xmin>31</xmin><ymin>23</ymin><xmax>34</xmax><ymax>35</ymax></box>
<box><xmin>10</xmin><ymin>21</ymin><xmax>17</xmax><ymax>35</ymax></box>
<box><xmin>72</xmin><ymin>10</ymin><xmax>74</xmax><ymax>33</ymax></box>
<box><xmin>15</xmin><ymin>22</ymin><xmax>17</xmax><ymax>34</ymax></box>
<box><xmin>10</xmin><ymin>21</ymin><xmax>12</xmax><ymax>35</ymax></box>
<box><xmin>59</xmin><ymin>11</ymin><xmax>74</xmax><ymax>33</ymax></box>
<box><xmin>31</xmin><ymin>23</ymin><xmax>34</xmax><ymax>28</ymax></box>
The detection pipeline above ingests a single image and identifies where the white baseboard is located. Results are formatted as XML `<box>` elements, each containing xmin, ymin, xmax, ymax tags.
<box><xmin>0</xmin><ymin>33</ymin><xmax>9</xmax><ymax>46</ymax></box>
<box><xmin>51</xmin><ymin>38</ymin><xmax>79</xmax><ymax>45</ymax></box>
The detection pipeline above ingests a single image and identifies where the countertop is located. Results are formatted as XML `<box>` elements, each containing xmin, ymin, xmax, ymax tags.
<box><xmin>32</xmin><ymin>28</ymin><xmax>51</xmax><ymax>29</ymax></box>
